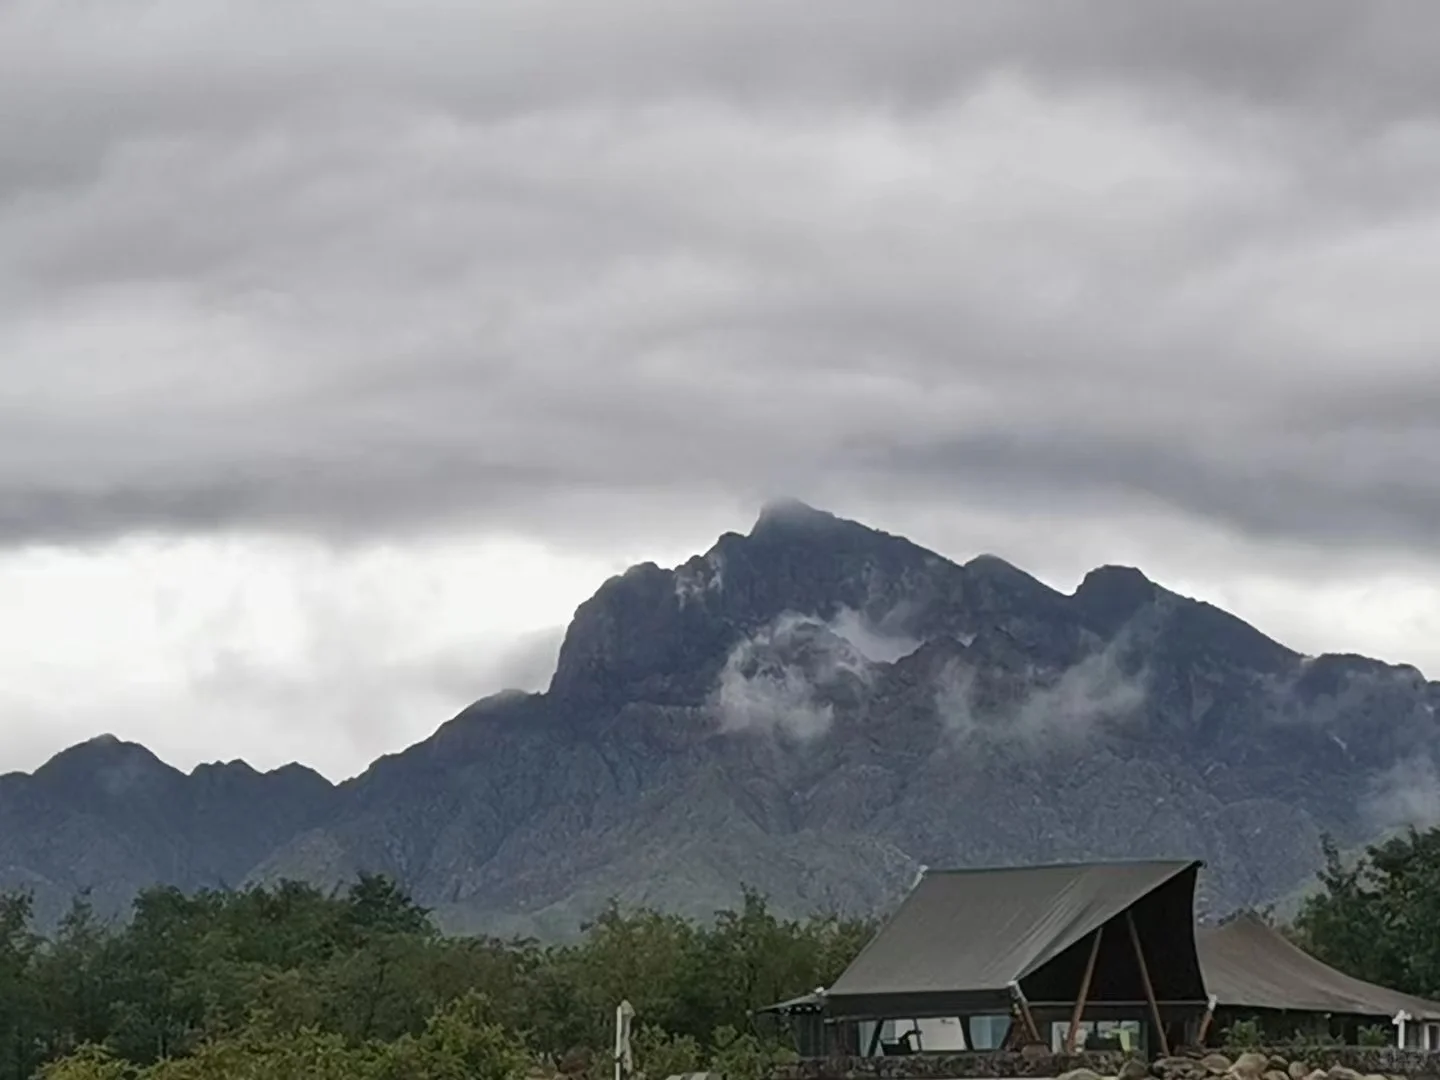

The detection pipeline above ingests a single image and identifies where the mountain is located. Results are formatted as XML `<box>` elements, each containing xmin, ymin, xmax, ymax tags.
<box><xmin>4</xmin><ymin>501</ymin><xmax>1437</xmax><ymax>937</ymax></box>
<box><xmin>0</xmin><ymin>735</ymin><xmax>335</xmax><ymax>927</ymax></box>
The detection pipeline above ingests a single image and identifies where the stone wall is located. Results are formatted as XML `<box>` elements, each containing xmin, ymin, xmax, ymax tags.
<box><xmin>773</xmin><ymin>1049</ymin><xmax>1440</xmax><ymax>1080</ymax></box>
<box><xmin>1227</xmin><ymin>1049</ymin><xmax>1440</xmax><ymax>1079</ymax></box>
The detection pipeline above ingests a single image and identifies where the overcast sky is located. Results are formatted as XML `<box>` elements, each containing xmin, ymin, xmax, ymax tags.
<box><xmin>5</xmin><ymin>0</ymin><xmax>1440</xmax><ymax>780</ymax></box>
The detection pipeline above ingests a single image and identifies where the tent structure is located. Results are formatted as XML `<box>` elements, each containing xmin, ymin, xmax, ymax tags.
<box><xmin>822</xmin><ymin>859</ymin><xmax>1207</xmax><ymax>1054</ymax></box>
<box><xmin>1198</xmin><ymin>915</ymin><xmax>1440</xmax><ymax>1027</ymax></box>
<box><xmin>753</xmin><ymin>993</ymin><xmax>828</xmax><ymax>1057</ymax></box>
<box><xmin>763</xmin><ymin>864</ymin><xmax>1440</xmax><ymax>1058</ymax></box>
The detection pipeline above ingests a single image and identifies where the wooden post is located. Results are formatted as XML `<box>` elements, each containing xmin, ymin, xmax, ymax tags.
<box><xmin>1065</xmin><ymin>926</ymin><xmax>1104</xmax><ymax>1053</ymax></box>
<box><xmin>1009</xmin><ymin>981</ymin><xmax>1042</xmax><ymax>1046</ymax></box>
<box><xmin>1196</xmin><ymin>994</ymin><xmax>1218</xmax><ymax>1045</ymax></box>
<box><xmin>1126</xmin><ymin>910</ymin><xmax>1170</xmax><ymax>1057</ymax></box>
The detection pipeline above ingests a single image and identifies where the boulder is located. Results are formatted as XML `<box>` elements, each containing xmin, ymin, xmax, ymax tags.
<box><xmin>1153</xmin><ymin>1057</ymin><xmax>1207</xmax><ymax>1080</ymax></box>
<box><xmin>1154</xmin><ymin>1056</ymin><xmax>1206</xmax><ymax>1080</ymax></box>
<box><xmin>1120</xmin><ymin>1059</ymin><xmax>1151</xmax><ymax>1080</ymax></box>
<box><xmin>1288</xmin><ymin>1064</ymin><xmax>1310</xmax><ymax>1080</ymax></box>
<box><xmin>1231</xmin><ymin>1052</ymin><xmax>1269</xmax><ymax>1078</ymax></box>
<box><xmin>1264</xmin><ymin>1071</ymin><xmax>1290</xmax><ymax>1080</ymax></box>
<box><xmin>1326</xmin><ymin>1068</ymin><xmax>1364</xmax><ymax>1080</ymax></box>
<box><xmin>1057</xmin><ymin>1069</ymin><xmax>1106</xmax><ymax>1080</ymax></box>
<box><xmin>1202</xmin><ymin>1055</ymin><xmax>1234</xmax><ymax>1076</ymax></box>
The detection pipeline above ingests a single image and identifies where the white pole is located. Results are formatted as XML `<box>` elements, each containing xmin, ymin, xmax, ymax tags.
<box><xmin>615</xmin><ymin>1001</ymin><xmax>635</xmax><ymax>1080</ymax></box>
<box><xmin>1393</xmin><ymin>1010</ymin><xmax>1410</xmax><ymax>1048</ymax></box>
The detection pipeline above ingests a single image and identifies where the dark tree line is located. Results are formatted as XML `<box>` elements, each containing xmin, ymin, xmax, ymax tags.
<box><xmin>0</xmin><ymin>877</ymin><xmax>872</xmax><ymax>1080</ymax></box>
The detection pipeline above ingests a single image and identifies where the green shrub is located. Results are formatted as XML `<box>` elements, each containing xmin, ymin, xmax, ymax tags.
<box><xmin>1221</xmin><ymin>1018</ymin><xmax>1263</xmax><ymax>1050</ymax></box>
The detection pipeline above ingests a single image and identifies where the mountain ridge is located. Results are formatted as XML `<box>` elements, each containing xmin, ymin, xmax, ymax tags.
<box><xmin>3</xmin><ymin>500</ymin><xmax>1435</xmax><ymax>937</ymax></box>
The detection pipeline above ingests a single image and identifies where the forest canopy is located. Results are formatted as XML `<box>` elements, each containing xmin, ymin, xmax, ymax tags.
<box><xmin>0</xmin><ymin>877</ymin><xmax>870</xmax><ymax>1080</ymax></box>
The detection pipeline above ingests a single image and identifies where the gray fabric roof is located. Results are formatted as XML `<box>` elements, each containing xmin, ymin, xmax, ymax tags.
<box><xmin>1198</xmin><ymin>914</ymin><xmax>1440</xmax><ymax>1022</ymax></box>
<box><xmin>826</xmin><ymin>859</ymin><xmax>1200</xmax><ymax>1009</ymax></box>
<box><xmin>753</xmin><ymin>992</ymin><xmax>824</xmax><ymax>1015</ymax></box>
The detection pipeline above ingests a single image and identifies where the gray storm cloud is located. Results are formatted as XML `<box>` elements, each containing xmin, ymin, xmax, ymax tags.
<box><xmin>5</xmin><ymin>2</ymin><xmax>1440</xmax><ymax>556</ymax></box>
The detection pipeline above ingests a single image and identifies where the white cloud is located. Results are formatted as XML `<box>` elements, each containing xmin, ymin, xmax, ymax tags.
<box><xmin>711</xmin><ymin>607</ymin><xmax>917</xmax><ymax>740</ymax></box>
<box><xmin>1363</xmin><ymin>756</ymin><xmax>1440</xmax><ymax>831</ymax></box>
<box><xmin>936</xmin><ymin>645</ymin><xmax>1147</xmax><ymax>747</ymax></box>
<box><xmin>828</xmin><ymin>606</ymin><xmax>922</xmax><ymax>665</ymax></box>
<box><xmin>0</xmin><ymin>534</ymin><xmax>641</xmax><ymax>779</ymax></box>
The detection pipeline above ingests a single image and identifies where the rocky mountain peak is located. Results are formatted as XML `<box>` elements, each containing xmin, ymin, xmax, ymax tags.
<box><xmin>34</xmin><ymin>734</ymin><xmax>177</xmax><ymax>794</ymax></box>
<box><xmin>548</xmin><ymin>502</ymin><xmax>953</xmax><ymax>706</ymax></box>
<box><xmin>1073</xmin><ymin>564</ymin><xmax>1160</xmax><ymax>636</ymax></box>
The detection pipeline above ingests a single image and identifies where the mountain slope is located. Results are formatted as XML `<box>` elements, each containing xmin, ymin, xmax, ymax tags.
<box><xmin>0</xmin><ymin>735</ymin><xmax>334</xmax><ymax>926</ymax></box>
<box><xmin>6</xmin><ymin>502</ymin><xmax>1438</xmax><ymax>936</ymax></box>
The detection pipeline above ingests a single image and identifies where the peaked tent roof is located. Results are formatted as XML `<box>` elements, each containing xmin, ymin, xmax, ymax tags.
<box><xmin>826</xmin><ymin>859</ymin><xmax>1202</xmax><ymax>1016</ymax></box>
<box><xmin>1198</xmin><ymin>915</ymin><xmax>1440</xmax><ymax>1022</ymax></box>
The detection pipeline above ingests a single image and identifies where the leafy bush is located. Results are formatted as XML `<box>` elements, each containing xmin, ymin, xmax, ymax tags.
<box><xmin>1356</xmin><ymin>1024</ymin><xmax>1392</xmax><ymax>1047</ymax></box>
<box><xmin>1280</xmin><ymin>1029</ymin><xmax>1341</xmax><ymax>1051</ymax></box>
<box><xmin>1220</xmin><ymin>1017</ymin><xmax>1263</xmax><ymax>1050</ymax></box>
<box><xmin>633</xmin><ymin>1023</ymin><xmax>703</xmax><ymax>1080</ymax></box>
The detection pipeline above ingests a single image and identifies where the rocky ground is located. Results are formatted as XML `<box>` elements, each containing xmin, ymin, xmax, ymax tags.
<box><xmin>775</xmin><ymin>1048</ymin><xmax>1440</xmax><ymax>1080</ymax></box>
<box><xmin>1072</xmin><ymin>1050</ymin><xmax>1431</xmax><ymax>1080</ymax></box>
<box><xmin>1105</xmin><ymin>1054</ymin><xmax>1422</xmax><ymax>1080</ymax></box>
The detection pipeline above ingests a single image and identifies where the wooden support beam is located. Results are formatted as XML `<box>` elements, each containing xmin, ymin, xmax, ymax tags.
<box><xmin>1196</xmin><ymin>995</ymin><xmax>1218</xmax><ymax>1046</ymax></box>
<box><xmin>1009</xmin><ymin>982</ymin><xmax>1042</xmax><ymax>1046</ymax></box>
<box><xmin>1065</xmin><ymin>926</ymin><xmax>1105</xmax><ymax>1053</ymax></box>
<box><xmin>1126</xmin><ymin>910</ymin><xmax>1170</xmax><ymax>1058</ymax></box>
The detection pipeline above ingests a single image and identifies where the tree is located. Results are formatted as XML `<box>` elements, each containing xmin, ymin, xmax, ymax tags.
<box><xmin>633</xmin><ymin>1024</ymin><xmax>703</xmax><ymax>1080</ymax></box>
<box><xmin>344</xmin><ymin>875</ymin><xmax>435</xmax><ymax>941</ymax></box>
<box><xmin>31</xmin><ymin>896</ymin><xmax>118</xmax><ymax>1058</ymax></box>
<box><xmin>377</xmin><ymin>991</ymin><xmax>529</xmax><ymax>1080</ymax></box>
<box><xmin>14</xmin><ymin>876</ymin><xmax>869</xmax><ymax>1077</ymax></box>
<box><xmin>1295</xmin><ymin>826</ymin><xmax>1440</xmax><ymax>997</ymax></box>
<box><xmin>146</xmin><ymin>1022</ymin><xmax>380</xmax><ymax>1080</ymax></box>
<box><xmin>708</xmin><ymin>1025</ymin><xmax>794</xmax><ymax>1080</ymax></box>
<box><xmin>35</xmin><ymin>1043</ymin><xmax>134</xmax><ymax>1080</ymax></box>
<box><xmin>0</xmin><ymin>891</ymin><xmax>42</xmax><ymax>1080</ymax></box>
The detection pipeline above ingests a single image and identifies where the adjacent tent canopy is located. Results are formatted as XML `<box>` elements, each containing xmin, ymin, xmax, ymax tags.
<box><xmin>1198</xmin><ymin>914</ymin><xmax>1440</xmax><ymax>1022</ymax></box>
<box><xmin>753</xmin><ymin>992</ymin><xmax>825</xmax><ymax>1016</ymax></box>
<box><xmin>825</xmin><ymin>859</ymin><xmax>1207</xmax><ymax>1020</ymax></box>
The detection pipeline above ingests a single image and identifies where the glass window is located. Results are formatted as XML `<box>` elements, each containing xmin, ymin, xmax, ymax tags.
<box><xmin>969</xmin><ymin>1015</ymin><xmax>1012</xmax><ymax>1050</ymax></box>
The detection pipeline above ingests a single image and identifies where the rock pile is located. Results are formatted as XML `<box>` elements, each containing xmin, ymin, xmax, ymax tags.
<box><xmin>1060</xmin><ymin>1051</ymin><xmax>1413</xmax><ymax>1080</ymax></box>
<box><xmin>773</xmin><ymin>1047</ymin><xmax>1440</xmax><ymax>1080</ymax></box>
